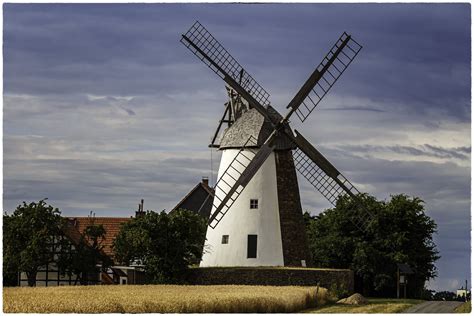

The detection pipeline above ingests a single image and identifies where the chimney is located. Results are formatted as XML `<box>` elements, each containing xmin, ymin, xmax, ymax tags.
<box><xmin>136</xmin><ymin>199</ymin><xmax>145</xmax><ymax>218</ymax></box>
<box><xmin>202</xmin><ymin>176</ymin><xmax>209</xmax><ymax>187</ymax></box>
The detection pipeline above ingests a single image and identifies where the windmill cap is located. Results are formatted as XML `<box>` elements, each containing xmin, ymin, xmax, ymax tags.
<box><xmin>218</xmin><ymin>106</ymin><xmax>295</xmax><ymax>150</ymax></box>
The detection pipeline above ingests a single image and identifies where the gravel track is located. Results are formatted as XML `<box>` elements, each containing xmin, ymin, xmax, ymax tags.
<box><xmin>403</xmin><ymin>301</ymin><xmax>463</xmax><ymax>313</ymax></box>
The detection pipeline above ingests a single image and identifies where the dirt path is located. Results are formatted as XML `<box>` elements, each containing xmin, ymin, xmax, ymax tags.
<box><xmin>403</xmin><ymin>301</ymin><xmax>463</xmax><ymax>313</ymax></box>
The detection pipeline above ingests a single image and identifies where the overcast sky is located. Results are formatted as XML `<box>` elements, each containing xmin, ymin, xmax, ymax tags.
<box><xmin>3</xmin><ymin>3</ymin><xmax>470</xmax><ymax>292</ymax></box>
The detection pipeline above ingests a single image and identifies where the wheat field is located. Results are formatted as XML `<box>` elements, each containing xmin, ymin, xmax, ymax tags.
<box><xmin>3</xmin><ymin>284</ymin><xmax>328</xmax><ymax>313</ymax></box>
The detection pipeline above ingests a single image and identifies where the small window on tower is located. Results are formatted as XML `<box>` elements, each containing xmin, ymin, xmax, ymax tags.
<box><xmin>221</xmin><ymin>235</ymin><xmax>229</xmax><ymax>244</ymax></box>
<box><xmin>250</xmin><ymin>199</ymin><xmax>259</xmax><ymax>209</ymax></box>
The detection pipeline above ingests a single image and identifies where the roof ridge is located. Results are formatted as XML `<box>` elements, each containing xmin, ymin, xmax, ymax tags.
<box><xmin>200</xmin><ymin>180</ymin><xmax>215</xmax><ymax>195</ymax></box>
<box><xmin>170</xmin><ymin>182</ymin><xmax>202</xmax><ymax>213</ymax></box>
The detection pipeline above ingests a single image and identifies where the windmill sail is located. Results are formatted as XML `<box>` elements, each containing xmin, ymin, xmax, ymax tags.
<box><xmin>208</xmin><ymin>136</ymin><xmax>274</xmax><ymax>228</ymax></box>
<box><xmin>286</xmin><ymin>32</ymin><xmax>362</xmax><ymax>123</ymax></box>
<box><xmin>180</xmin><ymin>21</ymin><xmax>275</xmax><ymax>125</ymax></box>
<box><xmin>181</xmin><ymin>21</ymin><xmax>369</xmax><ymax>232</ymax></box>
<box><xmin>291</xmin><ymin>130</ymin><xmax>374</xmax><ymax>232</ymax></box>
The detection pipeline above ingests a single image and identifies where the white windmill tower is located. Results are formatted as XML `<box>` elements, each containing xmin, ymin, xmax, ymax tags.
<box><xmin>181</xmin><ymin>21</ymin><xmax>372</xmax><ymax>267</ymax></box>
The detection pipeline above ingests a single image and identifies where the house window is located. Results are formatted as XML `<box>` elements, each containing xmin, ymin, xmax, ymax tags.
<box><xmin>250</xmin><ymin>199</ymin><xmax>259</xmax><ymax>209</ymax></box>
<box><xmin>221</xmin><ymin>235</ymin><xmax>229</xmax><ymax>244</ymax></box>
<box><xmin>247</xmin><ymin>235</ymin><xmax>257</xmax><ymax>258</ymax></box>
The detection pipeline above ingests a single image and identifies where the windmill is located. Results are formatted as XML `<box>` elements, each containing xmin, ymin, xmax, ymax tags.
<box><xmin>180</xmin><ymin>21</ymin><xmax>374</xmax><ymax>267</ymax></box>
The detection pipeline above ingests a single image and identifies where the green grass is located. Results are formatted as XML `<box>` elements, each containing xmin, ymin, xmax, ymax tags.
<box><xmin>455</xmin><ymin>301</ymin><xmax>471</xmax><ymax>313</ymax></box>
<box><xmin>304</xmin><ymin>297</ymin><xmax>424</xmax><ymax>313</ymax></box>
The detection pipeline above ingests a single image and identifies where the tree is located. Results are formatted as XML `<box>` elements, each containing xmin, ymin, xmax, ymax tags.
<box><xmin>3</xmin><ymin>215</ymin><xmax>19</xmax><ymax>286</ymax></box>
<box><xmin>420</xmin><ymin>287</ymin><xmax>435</xmax><ymax>300</ymax></box>
<box><xmin>433</xmin><ymin>291</ymin><xmax>457</xmax><ymax>301</ymax></box>
<box><xmin>306</xmin><ymin>193</ymin><xmax>440</xmax><ymax>298</ymax></box>
<box><xmin>59</xmin><ymin>217</ymin><xmax>113</xmax><ymax>285</ymax></box>
<box><xmin>113</xmin><ymin>209</ymin><xmax>207</xmax><ymax>283</ymax></box>
<box><xmin>3</xmin><ymin>200</ymin><xmax>64</xmax><ymax>286</ymax></box>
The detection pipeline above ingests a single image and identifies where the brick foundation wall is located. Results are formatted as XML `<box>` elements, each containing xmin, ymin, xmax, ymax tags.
<box><xmin>187</xmin><ymin>267</ymin><xmax>354</xmax><ymax>293</ymax></box>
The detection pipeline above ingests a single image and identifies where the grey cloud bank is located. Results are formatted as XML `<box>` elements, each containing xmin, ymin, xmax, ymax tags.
<box><xmin>3</xmin><ymin>3</ymin><xmax>470</xmax><ymax>292</ymax></box>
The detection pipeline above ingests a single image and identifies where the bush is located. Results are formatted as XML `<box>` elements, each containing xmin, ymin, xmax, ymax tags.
<box><xmin>113</xmin><ymin>209</ymin><xmax>207</xmax><ymax>283</ymax></box>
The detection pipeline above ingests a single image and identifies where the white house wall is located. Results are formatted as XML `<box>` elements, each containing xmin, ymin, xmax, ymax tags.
<box><xmin>200</xmin><ymin>149</ymin><xmax>284</xmax><ymax>267</ymax></box>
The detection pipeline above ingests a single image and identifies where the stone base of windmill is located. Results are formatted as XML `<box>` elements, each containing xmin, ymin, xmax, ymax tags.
<box><xmin>186</xmin><ymin>266</ymin><xmax>354</xmax><ymax>293</ymax></box>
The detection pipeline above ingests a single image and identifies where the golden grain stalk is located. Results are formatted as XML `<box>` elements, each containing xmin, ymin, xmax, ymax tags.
<box><xmin>4</xmin><ymin>284</ymin><xmax>328</xmax><ymax>313</ymax></box>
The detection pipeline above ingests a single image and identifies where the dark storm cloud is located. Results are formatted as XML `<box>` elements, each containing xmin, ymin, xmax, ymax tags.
<box><xmin>3</xmin><ymin>154</ymin><xmax>215</xmax><ymax>215</ymax></box>
<box><xmin>4</xmin><ymin>3</ymin><xmax>470</xmax><ymax>120</ymax></box>
<box><xmin>322</xmin><ymin>106</ymin><xmax>386</xmax><ymax>113</ymax></box>
<box><xmin>338</xmin><ymin>144</ymin><xmax>471</xmax><ymax>161</ymax></box>
<box><xmin>424</xmin><ymin>144</ymin><xmax>471</xmax><ymax>158</ymax></box>
<box><xmin>3</xmin><ymin>3</ymin><xmax>470</xmax><ymax>292</ymax></box>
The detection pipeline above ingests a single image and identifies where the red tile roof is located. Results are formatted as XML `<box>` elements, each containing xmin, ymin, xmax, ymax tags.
<box><xmin>66</xmin><ymin>217</ymin><xmax>132</xmax><ymax>258</ymax></box>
